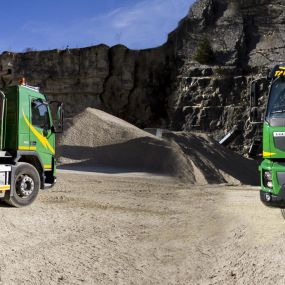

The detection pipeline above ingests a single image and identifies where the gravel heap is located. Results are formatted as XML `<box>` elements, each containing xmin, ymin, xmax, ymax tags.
<box><xmin>58</xmin><ymin>108</ymin><xmax>258</xmax><ymax>185</ymax></box>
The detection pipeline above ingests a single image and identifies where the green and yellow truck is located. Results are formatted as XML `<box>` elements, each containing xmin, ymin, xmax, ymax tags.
<box><xmin>251</xmin><ymin>65</ymin><xmax>285</xmax><ymax>208</ymax></box>
<box><xmin>0</xmin><ymin>82</ymin><xmax>63</xmax><ymax>207</ymax></box>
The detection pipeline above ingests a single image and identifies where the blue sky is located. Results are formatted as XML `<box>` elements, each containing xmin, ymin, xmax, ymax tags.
<box><xmin>0</xmin><ymin>0</ymin><xmax>193</xmax><ymax>52</ymax></box>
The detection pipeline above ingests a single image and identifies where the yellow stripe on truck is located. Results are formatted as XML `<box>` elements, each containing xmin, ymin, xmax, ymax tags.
<box><xmin>44</xmin><ymin>165</ymin><xmax>52</xmax><ymax>170</ymax></box>
<box><xmin>263</xmin><ymin>151</ymin><xmax>276</xmax><ymax>157</ymax></box>
<box><xmin>0</xmin><ymin>185</ymin><xmax>10</xmax><ymax>191</ymax></box>
<box><xmin>22</xmin><ymin>109</ymin><xmax>55</xmax><ymax>154</ymax></box>
<box><xmin>18</xmin><ymin>146</ymin><xmax>36</xmax><ymax>151</ymax></box>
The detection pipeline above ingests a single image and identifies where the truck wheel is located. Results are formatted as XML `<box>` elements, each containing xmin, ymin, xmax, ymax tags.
<box><xmin>4</xmin><ymin>162</ymin><xmax>40</xmax><ymax>207</ymax></box>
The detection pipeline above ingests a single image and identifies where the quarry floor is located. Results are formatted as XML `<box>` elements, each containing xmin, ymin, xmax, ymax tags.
<box><xmin>0</xmin><ymin>172</ymin><xmax>284</xmax><ymax>284</ymax></box>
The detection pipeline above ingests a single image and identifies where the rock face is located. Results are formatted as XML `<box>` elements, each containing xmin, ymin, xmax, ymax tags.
<box><xmin>0</xmin><ymin>0</ymin><xmax>283</xmax><ymax>154</ymax></box>
<box><xmin>0</xmin><ymin>45</ymin><xmax>175</xmax><ymax>129</ymax></box>
<box><xmin>167</xmin><ymin>0</ymin><xmax>285</xmax><ymax>153</ymax></box>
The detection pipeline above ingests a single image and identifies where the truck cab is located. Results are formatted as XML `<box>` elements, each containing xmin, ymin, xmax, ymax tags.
<box><xmin>0</xmin><ymin>84</ymin><xmax>63</xmax><ymax>207</ymax></box>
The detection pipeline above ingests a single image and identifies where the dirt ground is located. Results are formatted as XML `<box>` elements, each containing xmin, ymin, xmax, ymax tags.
<box><xmin>0</xmin><ymin>172</ymin><xmax>284</xmax><ymax>284</ymax></box>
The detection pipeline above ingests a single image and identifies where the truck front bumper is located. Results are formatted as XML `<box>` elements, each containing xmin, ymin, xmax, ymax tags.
<box><xmin>259</xmin><ymin>159</ymin><xmax>285</xmax><ymax>208</ymax></box>
<box><xmin>260</xmin><ymin>189</ymin><xmax>285</xmax><ymax>208</ymax></box>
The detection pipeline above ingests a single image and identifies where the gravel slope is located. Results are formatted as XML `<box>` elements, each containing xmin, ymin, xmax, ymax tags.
<box><xmin>58</xmin><ymin>108</ymin><xmax>258</xmax><ymax>185</ymax></box>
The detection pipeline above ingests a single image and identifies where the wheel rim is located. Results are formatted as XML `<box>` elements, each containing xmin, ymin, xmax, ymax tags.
<box><xmin>15</xmin><ymin>174</ymin><xmax>35</xmax><ymax>198</ymax></box>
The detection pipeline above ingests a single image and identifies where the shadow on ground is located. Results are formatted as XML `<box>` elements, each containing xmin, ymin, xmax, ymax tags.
<box><xmin>57</xmin><ymin>137</ymin><xmax>190</xmax><ymax>177</ymax></box>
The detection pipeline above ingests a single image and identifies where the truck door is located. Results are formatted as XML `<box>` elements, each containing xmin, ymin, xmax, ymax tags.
<box><xmin>29</xmin><ymin>97</ymin><xmax>55</xmax><ymax>170</ymax></box>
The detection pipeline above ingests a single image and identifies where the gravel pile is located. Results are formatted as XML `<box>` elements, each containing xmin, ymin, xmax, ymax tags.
<box><xmin>58</xmin><ymin>108</ymin><xmax>258</xmax><ymax>185</ymax></box>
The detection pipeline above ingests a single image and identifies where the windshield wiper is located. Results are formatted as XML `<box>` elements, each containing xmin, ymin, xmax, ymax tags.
<box><xmin>271</xmin><ymin>109</ymin><xmax>285</xmax><ymax>114</ymax></box>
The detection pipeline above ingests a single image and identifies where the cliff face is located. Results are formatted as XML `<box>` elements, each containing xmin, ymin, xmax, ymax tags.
<box><xmin>0</xmin><ymin>44</ymin><xmax>175</xmax><ymax>128</ymax></box>
<box><xmin>167</xmin><ymin>0</ymin><xmax>285</xmax><ymax>153</ymax></box>
<box><xmin>0</xmin><ymin>0</ymin><xmax>283</xmax><ymax>153</ymax></box>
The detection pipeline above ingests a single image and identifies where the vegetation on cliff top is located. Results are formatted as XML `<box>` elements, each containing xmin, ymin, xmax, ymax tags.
<box><xmin>193</xmin><ymin>37</ymin><xmax>215</xmax><ymax>65</ymax></box>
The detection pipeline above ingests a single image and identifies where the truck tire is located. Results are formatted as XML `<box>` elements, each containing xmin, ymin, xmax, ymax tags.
<box><xmin>4</xmin><ymin>162</ymin><xmax>40</xmax><ymax>207</ymax></box>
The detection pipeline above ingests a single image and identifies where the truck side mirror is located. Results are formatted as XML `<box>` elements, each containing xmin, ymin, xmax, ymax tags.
<box><xmin>249</xmin><ymin>80</ymin><xmax>262</xmax><ymax>124</ymax></box>
<box><xmin>49</xmin><ymin>101</ymin><xmax>64</xmax><ymax>133</ymax></box>
<box><xmin>43</xmin><ymin>127</ymin><xmax>48</xmax><ymax>137</ymax></box>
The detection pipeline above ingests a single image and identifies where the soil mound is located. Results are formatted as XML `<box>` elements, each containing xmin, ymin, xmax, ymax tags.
<box><xmin>58</xmin><ymin>108</ymin><xmax>194</xmax><ymax>182</ymax></box>
<box><xmin>58</xmin><ymin>108</ymin><xmax>259</xmax><ymax>185</ymax></box>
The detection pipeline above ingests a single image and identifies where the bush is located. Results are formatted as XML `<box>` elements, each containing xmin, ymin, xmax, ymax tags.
<box><xmin>193</xmin><ymin>37</ymin><xmax>215</xmax><ymax>64</ymax></box>
<box><xmin>23</xmin><ymin>47</ymin><xmax>35</xmax><ymax>52</ymax></box>
<box><xmin>215</xmin><ymin>66</ymin><xmax>227</xmax><ymax>77</ymax></box>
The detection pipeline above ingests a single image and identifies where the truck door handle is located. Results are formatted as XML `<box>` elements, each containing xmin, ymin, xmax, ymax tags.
<box><xmin>30</xmin><ymin>141</ymin><xmax>37</xmax><ymax>146</ymax></box>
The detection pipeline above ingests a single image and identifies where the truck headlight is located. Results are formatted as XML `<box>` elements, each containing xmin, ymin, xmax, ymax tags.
<box><xmin>264</xmin><ymin>171</ymin><xmax>273</xmax><ymax>189</ymax></box>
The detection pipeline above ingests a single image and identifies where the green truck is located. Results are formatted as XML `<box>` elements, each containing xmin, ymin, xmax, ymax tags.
<box><xmin>250</xmin><ymin>65</ymin><xmax>285</xmax><ymax>208</ymax></box>
<box><xmin>0</xmin><ymin>82</ymin><xmax>63</xmax><ymax>207</ymax></box>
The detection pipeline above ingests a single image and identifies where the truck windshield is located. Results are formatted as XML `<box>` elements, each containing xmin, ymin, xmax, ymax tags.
<box><xmin>267</xmin><ymin>78</ymin><xmax>285</xmax><ymax>118</ymax></box>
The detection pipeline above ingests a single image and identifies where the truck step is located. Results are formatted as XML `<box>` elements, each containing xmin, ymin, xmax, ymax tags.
<box><xmin>0</xmin><ymin>151</ymin><xmax>12</xmax><ymax>157</ymax></box>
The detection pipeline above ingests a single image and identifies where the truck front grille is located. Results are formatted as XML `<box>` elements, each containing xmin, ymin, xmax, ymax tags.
<box><xmin>274</xmin><ymin>137</ymin><xmax>285</xmax><ymax>152</ymax></box>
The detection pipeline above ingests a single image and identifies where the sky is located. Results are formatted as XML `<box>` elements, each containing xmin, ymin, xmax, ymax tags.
<box><xmin>0</xmin><ymin>0</ymin><xmax>194</xmax><ymax>52</ymax></box>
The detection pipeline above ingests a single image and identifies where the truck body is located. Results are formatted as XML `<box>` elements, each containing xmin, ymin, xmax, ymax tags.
<box><xmin>0</xmin><ymin>83</ymin><xmax>63</xmax><ymax>207</ymax></box>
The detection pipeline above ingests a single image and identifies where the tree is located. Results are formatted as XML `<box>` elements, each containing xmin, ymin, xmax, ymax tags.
<box><xmin>193</xmin><ymin>37</ymin><xmax>215</xmax><ymax>64</ymax></box>
<box><xmin>23</xmin><ymin>47</ymin><xmax>35</xmax><ymax>52</ymax></box>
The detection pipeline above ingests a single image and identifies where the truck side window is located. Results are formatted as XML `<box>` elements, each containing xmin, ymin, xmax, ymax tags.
<box><xmin>31</xmin><ymin>100</ymin><xmax>50</xmax><ymax>129</ymax></box>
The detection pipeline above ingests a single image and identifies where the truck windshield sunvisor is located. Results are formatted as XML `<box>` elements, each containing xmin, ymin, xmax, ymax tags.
<box><xmin>267</xmin><ymin>78</ymin><xmax>285</xmax><ymax>118</ymax></box>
